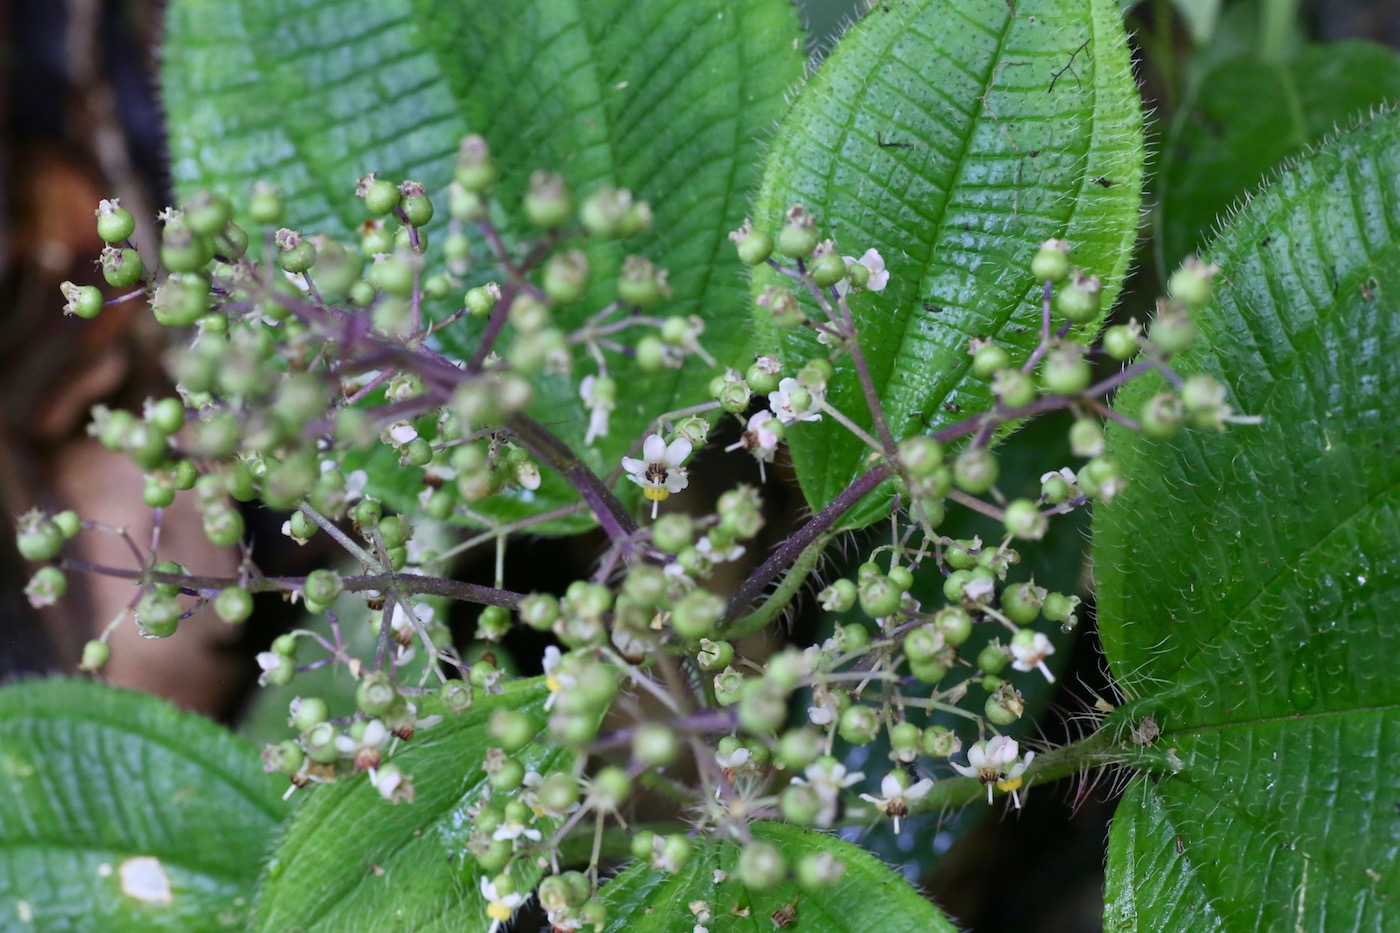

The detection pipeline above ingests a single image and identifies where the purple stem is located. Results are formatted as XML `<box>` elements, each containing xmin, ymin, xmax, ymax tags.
<box><xmin>61</xmin><ymin>558</ymin><xmax>525</xmax><ymax>608</ymax></box>
<box><xmin>508</xmin><ymin>413</ymin><xmax>639</xmax><ymax>545</ymax></box>
<box><xmin>726</xmin><ymin>461</ymin><xmax>893</xmax><ymax>618</ymax></box>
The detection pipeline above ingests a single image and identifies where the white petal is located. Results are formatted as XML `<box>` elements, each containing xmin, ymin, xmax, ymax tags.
<box><xmin>643</xmin><ymin>434</ymin><xmax>668</xmax><ymax>461</ymax></box>
<box><xmin>665</xmin><ymin>437</ymin><xmax>693</xmax><ymax>465</ymax></box>
<box><xmin>620</xmin><ymin>456</ymin><xmax>647</xmax><ymax>476</ymax></box>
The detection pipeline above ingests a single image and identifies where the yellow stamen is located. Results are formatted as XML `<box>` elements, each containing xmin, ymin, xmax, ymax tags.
<box><xmin>546</xmin><ymin>675</ymin><xmax>560</xmax><ymax>693</ymax></box>
<box><xmin>643</xmin><ymin>487</ymin><xmax>670</xmax><ymax>501</ymax></box>
<box><xmin>996</xmin><ymin>776</ymin><xmax>1023</xmax><ymax>793</ymax></box>
<box><xmin>487</xmin><ymin>903</ymin><xmax>513</xmax><ymax>921</ymax></box>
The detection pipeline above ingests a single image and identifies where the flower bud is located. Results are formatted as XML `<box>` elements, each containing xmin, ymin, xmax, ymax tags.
<box><xmin>729</xmin><ymin>218</ymin><xmax>773</xmax><ymax>265</ymax></box>
<box><xmin>454</xmin><ymin>135</ymin><xmax>498</xmax><ymax>192</ymax></box>
<box><xmin>1031</xmin><ymin>238</ymin><xmax>1071</xmax><ymax>283</ymax></box>
<box><xmin>758</xmin><ymin>285</ymin><xmax>804</xmax><ymax>329</ymax></box>
<box><xmin>523</xmin><ymin>171</ymin><xmax>571</xmax><ymax>228</ymax></box>
<box><xmin>738</xmin><ymin>842</ymin><xmax>788</xmax><ymax>891</ymax></box>
<box><xmin>1167</xmin><ymin>256</ymin><xmax>1219</xmax><ymax>310</ymax></box>
<box><xmin>1054</xmin><ymin>270</ymin><xmax>1102</xmax><ymax>324</ymax></box>
<box><xmin>838</xmin><ymin>704</ymin><xmax>880</xmax><ymax>745</ymax></box>
<box><xmin>775</xmin><ymin>205</ymin><xmax>819</xmax><ymax>259</ymax></box>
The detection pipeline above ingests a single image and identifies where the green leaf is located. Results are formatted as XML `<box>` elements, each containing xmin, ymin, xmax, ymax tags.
<box><xmin>161</xmin><ymin>0</ymin><xmax>804</xmax><ymax>531</ymax></box>
<box><xmin>753</xmin><ymin>0</ymin><xmax>1143</xmax><ymax>525</ymax></box>
<box><xmin>1096</xmin><ymin>111</ymin><xmax>1400</xmax><ymax>928</ymax></box>
<box><xmin>0</xmin><ymin>678</ymin><xmax>286</xmax><ymax>931</ymax></box>
<box><xmin>1157</xmin><ymin>41</ymin><xmax>1400</xmax><ymax>271</ymax></box>
<box><xmin>597</xmin><ymin>821</ymin><xmax>958</xmax><ymax>931</ymax></box>
<box><xmin>253</xmin><ymin>677</ymin><xmax>568</xmax><ymax>930</ymax></box>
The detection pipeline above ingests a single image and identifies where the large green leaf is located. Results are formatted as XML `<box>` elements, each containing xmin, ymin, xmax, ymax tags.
<box><xmin>161</xmin><ymin>0</ymin><xmax>804</xmax><ymax>529</ymax></box>
<box><xmin>252</xmin><ymin>677</ymin><xmax>567</xmax><ymax>930</ymax></box>
<box><xmin>1096</xmin><ymin>112</ymin><xmax>1400</xmax><ymax>928</ymax></box>
<box><xmin>753</xmin><ymin>0</ymin><xmax>1143</xmax><ymax>524</ymax></box>
<box><xmin>1157</xmin><ymin>41</ymin><xmax>1400</xmax><ymax>272</ymax></box>
<box><xmin>0</xmin><ymin>678</ymin><xmax>286</xmax><ymax>931</ymax></box>
<box><xmin>598</xmin><ymin>821</ymin><xmax>958</xmax><ymax>931</ymax></box>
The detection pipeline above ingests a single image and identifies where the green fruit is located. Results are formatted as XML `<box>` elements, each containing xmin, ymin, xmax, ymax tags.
<box><xmin>95</xmin><ymin>201</ymin><xmax>136</xmax><ymax>243</ymax></box>
<box><xmin>360</xmin><ymin>177</ymin><xmax>401</xmax><ymax>216</ymax></box>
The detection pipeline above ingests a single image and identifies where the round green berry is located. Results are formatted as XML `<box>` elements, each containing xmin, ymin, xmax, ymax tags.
<box><xmin>61</xmin><ymin>282</ymin><xmax>104</xmax><ymax>319</ymax></box>
<box><xmin>972</xmin><ymin>343</ymin><xmax>1012</xmax><ymax>380</ymax></box>
<box><xmin>400</xmin><ymin>192</ymin><xmax>434</xmax><ymax>227</ymax></box>
<box><xmin>17</xmin><ymin>517</ymin><xmax>64</xmax><ymax>562</ymax></box>
<box><xmin>184</xmin><ymin>190</ymin><xmax>233</xmax><ymax>237</ymax></box>
<box><xmin>95</xmin><ymin>200</ymin><xmax>136</xmax><ymax>243</ymax></box>
<box><xmin>734</xmin><ymin>227</ymin><xmax>774</xmax><ymax>265</ymax></box>
<box><xmin>80</xmin><ymin>639</ymin><xmax>112</xmax><ymax>672</ymax></box>
<box><xmin>775</xmin><ymin>215</ymin><xmax>818</xmax><ymax>259</ymax></box>
<box><xmin>809</xmin><ymin>250</ymin><xmax>847</xmax><ymax>288</ymax></box>
<box><xmin>1054</xmin><ymin>271</ymin><xmax>1102</xmax><ymax>324</ymax></box>
<box><xmin>1031</xmin><ymin>238</ymin><xmax>1071</xmax><ymax>283</ymax></box>
<box><xmin>523</xmin><ymin>171</ymin><xmax>571</xmax><ymax>229</ymax></box>
<box><xmin>953</xmin><ymin>447</ymin><xmax>999</xmax><ymax>494</ymax></box>
<box><xmin>248</xmin><ymin>184</ymin><xmax>284</xmax><ymax>225</ymax></box>
<box><xmin>214</xmin><ymin>586</ymin><xmax>253</xmax><ymax>625</ymax></box>
<box><xmin>1102</xmin><ymin>324</ymin><xmax>1140</xmax><ymax>361</ymax></box>
<box><xmin>737</xmin><ymin>841</ymin><xmax>787</xmax><ymax>891</ymax></box>
<box><xmin>360</xmin><ymin>177</ymin><xmax>401</xmax><ymax>216</ymax></box>
<box><xmin>101</xmin><ymin>247</ymin><xmax>145</xmax><ymax>288</ymax></box>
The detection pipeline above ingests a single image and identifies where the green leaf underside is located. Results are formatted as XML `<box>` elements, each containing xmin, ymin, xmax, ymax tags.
<box><xmin>0</xmin><ymin>679</ymin><xmax>287</xmax><ymax>931</ymax></box>
<box><xmin>1158</xmin><ymin>41</ymin><xmax>1400</xmax><ymax>272</ymax></box>
<box><xmin>161</xmin><ymin>0</ymin><xmax>803</xmax><ymax>532</ymax></box>
<box><xmin>1096</xmin><ymin>112</ymin><xmax>1400</xmax><ymax>928</ymax></box>
<box><xmin>598</xmin><ymin>821</ymin><xmax>958</xmax><ymax>931</ymax></box>
<box><xmin>753</xmin><ymin>0</ymin><xmax>1143</xmax><ymax>525</ymax></box>
<box><xmin>252</xmin><ymin>677</ymin><xmax>567</xmax><ymax>930</ymax></box>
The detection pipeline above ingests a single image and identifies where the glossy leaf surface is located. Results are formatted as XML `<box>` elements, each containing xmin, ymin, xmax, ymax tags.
<box><xmin>162</xmin><ymin>0</ymin><xmax>804</xmax><ymax>529</ymax></box>
<box><xmin>0</xmin><ymin>679</ymin><xmax>286</xmax><ymax>931</ymax></box>
<box><xmin>1097</xmin><ymin>111</ymin><xmax>1400</xmax><ymax>929</ymax></box>
<box><xmin>753</xmin><ymin>0</ymin><xmax>1143</xmax><ymax>524</ymax></box>
<box><xmin>598</xmin><ymin>821</ymin><xmax>958</xmax><ymax>931</ymax></box>
<box><xmin>253</xmin><ymin>677</ymin><xmax>567</xmax><ymax>930</ymax></box>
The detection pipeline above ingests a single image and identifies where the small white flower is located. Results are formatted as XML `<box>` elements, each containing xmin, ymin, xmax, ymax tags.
<box><xmin>542</xmin><ymin>646</ymin><xmax>576</xmax><ymax>711</ymax></box>
<box><xmin>952</xmin><ymin>736</ymin><xmax>1035</xmax><ymax>806</ymax></box>
<box><xmin>768</xmin><ymin>377</ymin><xmax>823</xmax><ymax>425</ymax></box>
<box><xmin>836</xmin><ymin>248</ymin><xmax>890</xmax><ymax>295</ymax></box>
<box><xmin>621</xmin><ymin>434</ymin><xmax>692</xmax><ymax>518</ymax></box>
<box><xmin>388</xmin><ymin>601</ymin><xmax>434</xmax><ymax>647</ymax></box>
<box><xmin>807</xmin><ymin>685</ymin><xmax>841</xmax><ymax>727</ymax></box>
<box><xmin>792</xmin><ymin>758</ymin><xmax>865</xmax><ymax>827</ymax></box>
<box><xmin>663</xmin><ymin>560</ymin><xmax>696</xmax><ymax>595</ymax></box>
<box><xmin>963</xmin><ymin>575</ymin><xmax>996</xmax><ymax>606</ymax></box>
<box><xmin>480</xmin><ymin>876</ymin><xmax>527</xmax><ymax>932</ymax></box>
<box><xmin>1011</xmin><ymin>631</ymin><xmax>1057</xmax><ymax>683</ymax></box>
<box><xmin>715</xmin><ymin>746</ymin><xmax>750</xmax><ymax>770</ymax></box>
<box><xmin>386</xmin><ymin>421</ymin><xmax>418</xmax><ymax>446</ymax></box>
<box><xmin>492</xmin><ymin>810</ymin><xmax>543</xmax><ymax>844</ymax></box>
<box><xmin>1040</xmin><ymin>466</ymin><xmax>1079</xmax><ymax>490</ymax></box>
<box><xmin>255</xmin><ymin>652</ymin><xmax>285</xmax><ymax>686</ymax></box>
<box><xmin>521</xmin><ymin>770</ymin><xmax>578</xmax><ymax>820</ymax></box>
<box><xmin>368</xmin><ymin>765</ymin><xmax>413</xmax><ymax>803</ymax></box>
<box><xmin>281</xmin><ymin>519</ymin><xmax>310</xmax><ymax>546</ymax></box>
<box><xmin>335</xmin><ymin>720</ymin><xmax>390</xmax><ymax>767</ymax></box>
<box><xmin>696</xmin><ymin>534</ymin><xmax>745</xmax><ymax>563</ymax></box>
<box><xmin>860</xmin><ymin>772</ymin><xmax>934</xmax><ymax>834</ymax></box>
<box><xmin>580</xmin><ymin>374</ymin><xmax>615</xmax><ymax>445</ymax></box>
<box><xmin>726</xmin><ymin>409</ymin><xmax>781</xmax><ymax>481</ymax></box>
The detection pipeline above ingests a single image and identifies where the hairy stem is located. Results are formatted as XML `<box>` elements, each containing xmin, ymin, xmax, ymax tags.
<box><xmin>726</xmin><ymin>461</ymin><xmax>892</xmax><ymax>618</ymax></box>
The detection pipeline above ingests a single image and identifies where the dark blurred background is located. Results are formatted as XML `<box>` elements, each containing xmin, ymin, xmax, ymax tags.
<box><xmin>2</xmin><ymin>1</ymin><xmax>1396</xmax><ymax>929</ymax></box>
